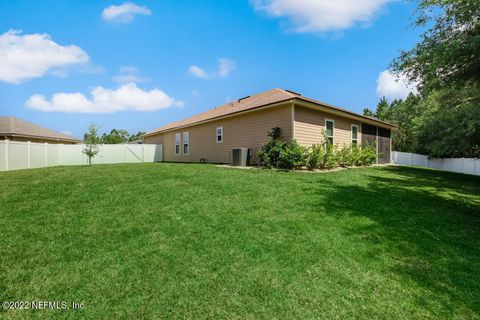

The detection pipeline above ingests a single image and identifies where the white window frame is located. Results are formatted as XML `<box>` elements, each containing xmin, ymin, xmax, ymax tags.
<box><xmin>351</xmin><ymin>124</ymin><xmax>359</xmax><ymax>145</ymax></box>
<box><xmin>182</xmin><ymin>132</ymin><xmax>189</xmax><ymax>155</ymax></box>
<box><xmin>175</xmin><ymin>133</ymin><xmax>181</xmax><ymax>156</ymax></box>
<box><xmin>216</xmin><ymin>126</ymin><xmax>223</xmax><ymax>143</ymax></box>
<box><xmin>325</xmin><ymin>119</ymin><xmax>335</xmax><ymax>144</ymax></box>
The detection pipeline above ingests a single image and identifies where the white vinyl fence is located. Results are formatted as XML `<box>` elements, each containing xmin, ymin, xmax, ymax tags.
<box><xmin>0</xmin><ymin>140</ymin><xmax>163</xmax><ymax>171</ymax></box>
<box><xmin>391</xmin><ymin>151</ymin><xmax>480</xmax><ymax>176</ymax></box>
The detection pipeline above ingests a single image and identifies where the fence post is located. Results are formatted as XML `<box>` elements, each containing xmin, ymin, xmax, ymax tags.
<box><xmin>44</xmin><ymin>143</ymin><xmax>48</xmax><ymax>167</ymax></box>
<box><xmin>60</xmin><ymin>144</ymin><xmax>64</xmax><ymax>165</ymax></box>
<box><xmin>426</xmin><ymin>156</ymin><xmax>429</xmax><ymax>169</ymax></box>
<box><xmin>102</xmin><ymin>144</ymin><xmax>104</xmax><ymax>164</ymax></box>
<box><xmin>409</xmin><ymin>152</ymin><xmax>413</xmax><ymax>166</ymax></box>
<box><xmin>462</xmin><ymin>158</ymin><xmax>465</xmax><ymax>174</ymax></box>
<box><xmin>376</xmin><ymin>126</ymin><xmax>379</xmax><ymax>165</ymax></box>
<box><xmin>123</xmin><ymin>144</ymin><xmax>126</xmax><ymax>163</ymax></box>
<box><xmin>5</xmin><ymin>139</ymin><xmax>8</xmax><ymax>171</ymax></box>
<box><xmin>142</xmin><ymin>144</ymin><xmax>145</xmax><ymax>162</ymax></box>
<box><xmin>27</xmin><ymin>141</ymin><xmax>31</xmax><ymax>169</ymax></box>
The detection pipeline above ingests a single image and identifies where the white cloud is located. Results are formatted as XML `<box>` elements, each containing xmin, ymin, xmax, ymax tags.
<box><xmin>113</xmin><ymin>66</ymin><xmax>148</xmax><ymax>84</ymax></box>
<box><xmin>0</xmin><ymin>30</ymin><xmax>89</xmax><ymax>84</ymax></box>
<box><xmin>376</xmin><ymin>70</ymin><xmax>418</xmax><ymax>100</ymax></box>
<box><xmin>254</xmin><ymin>0</ymin><xmax>391</xmax><ymax>33</ymax></box>
<box><xmin>188</xmin><ymin>66</ymin><xmax>210</xmax><ymax>79</ymax></box>
<box><xmin>26</xmin><ymin>82</ymin><xmax>184</xmax><ymax>113</ymax></box>
<box><xmin>188</xmin><ymin>58</ymin><xmax>237</xmax><ymax>79</ymax></box>
<box><xmin>217</xmin><ymin>58</ymin><xmax>237</xmax><ymax>78</ymax></box>
<box><xmin>102</xmin><ymin>2</ymin><xmax>151</xmax><ymax>23</ymax></box>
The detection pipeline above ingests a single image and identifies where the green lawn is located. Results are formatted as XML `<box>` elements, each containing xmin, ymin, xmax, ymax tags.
<box><xmin>0</xmin><ymin>164</ymin><xmax>479</xmax><ymax>319</ymax></box>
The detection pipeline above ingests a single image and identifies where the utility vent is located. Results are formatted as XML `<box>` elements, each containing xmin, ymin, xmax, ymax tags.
<box><xmin>285</xmin><ymin>89</ymin><xmax>301</xmax><ymax>96</ymax></box>
<box><xmin>238</xmin><ymin>95</ymin><xmax>251</xmax><ymax>103</ymax></box>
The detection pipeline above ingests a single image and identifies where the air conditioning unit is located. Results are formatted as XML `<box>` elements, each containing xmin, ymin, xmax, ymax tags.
<box><xmin>231</xmin><ymin>148</ymin><xmax>251</xmax><ymax>166</ymax></box>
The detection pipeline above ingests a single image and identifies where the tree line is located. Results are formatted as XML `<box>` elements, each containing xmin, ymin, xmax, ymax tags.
<box><xmin>83</xmin><ymin>126</ymin><xmax>146</xmax><ymax>144</ymax></box>
<box><xmin>364</xmin><ymin>0</ymin><xmax>479</xmax><ymax>158</ymax></box>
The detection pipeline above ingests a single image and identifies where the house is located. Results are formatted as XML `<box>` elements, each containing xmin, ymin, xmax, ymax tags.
<box><xmin>144</xmin><ymin>89</ymin><xmax>396</xmax><ymax>164</ymax></box>
<box><xmin>0</xmin><ymin>117</ymin><xmax>80</xmax><ymax>144</ymax></box>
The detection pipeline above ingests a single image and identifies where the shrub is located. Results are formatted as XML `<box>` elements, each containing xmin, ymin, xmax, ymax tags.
<box><xmin>258</xmin><ymin>127</ymin><xmax>307</xmax><ymax>169</ymax></box>
<box><xmin>322</xmin><ymin>141</ymin><xmax>337</xmax><ymax>169</ymax></box>
<box><xmin>350</xmin><ymin>144</ymin><xmax>363</xmax><ymax>166</ymax></box>
<box><xmin>257</xmin><ymin>138</ymin><xmax>287</xmax><ymax>168</ymax></box>
<box><xmin>359</xmin><ymin>143</ymin><xmax>378</xmax><ymax>166</ymax></box>
<box><xmin>306</xmin><ymin>144</ymin><xmax>325</xmax><ymax>170</ymax></box>
<box><xmin>267</xmin><ymin>127</ymin><xmax>282</xmax><ymax>140</ymax></box>
<box><xmin>278</xmin><ymin>140</ymin><xmax>307</xmax><ymax>170</ymax></box>
<box><xmin>336</xmin><ymin>144</ymin><xmax>353</xmax><ymax>167</ymax></box>
<box><xmin>258</xmin><ymin>127</ymin><xmax>379</xmax><ymax>170</ymax></box>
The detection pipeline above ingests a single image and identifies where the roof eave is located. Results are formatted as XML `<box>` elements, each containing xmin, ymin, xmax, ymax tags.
<box><xmin>293</xmin><ymin>98</ymin><xmax>398</xmax><ymax>129</ymax></box>
<box><xmin>0</xmin><ymin>133</ymin><xmax>81</xmax><ymax>143</ymax></box>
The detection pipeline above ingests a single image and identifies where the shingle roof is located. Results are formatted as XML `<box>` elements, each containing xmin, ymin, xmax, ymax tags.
<box><xmin>0</xmin><ymin>117</ymin><xmax>80</xmax><ymax>142</ymax></box>
<box><xmin>145</xmin><ymin>88</ymin><xmax>395</xmax><ymax>136</ymax></box>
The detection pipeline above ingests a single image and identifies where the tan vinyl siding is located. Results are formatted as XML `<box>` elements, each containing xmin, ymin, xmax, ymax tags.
<box><xmin>294</xmin><ymin>105</ymin><xmax>362</xmax><ymax>147</ymax></box>
<box><xmin>144</xmin><ymin>104</ymin><xmax>292</xmax><ymax>163</ymax></box>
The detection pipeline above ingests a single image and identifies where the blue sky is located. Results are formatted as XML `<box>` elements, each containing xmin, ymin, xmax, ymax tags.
<box><xmin>0</xmin><ymin>0</ymin><xmax>421</xmax><ymax>138</ymax></box>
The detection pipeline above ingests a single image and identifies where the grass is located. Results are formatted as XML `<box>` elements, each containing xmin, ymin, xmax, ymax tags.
<box><xmin>0</xmin><ymin>163</ymin><xmax>479</xmax><ymax>319</ymax></box>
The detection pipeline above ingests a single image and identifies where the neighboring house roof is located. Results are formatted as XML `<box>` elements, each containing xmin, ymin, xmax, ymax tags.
<box><xmin>0</xmin><ymin>117</ymin><xmax>80</xmax><ymax>143</ymax></box>
<box><xmin>145</xmin><ymin>88</ymin><xmax>396</xmax><ymax>137</ymax></box>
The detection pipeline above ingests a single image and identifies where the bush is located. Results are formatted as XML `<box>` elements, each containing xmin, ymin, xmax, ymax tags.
<box><xmin>359</xmin><ymin>144</ymin><xmax>378</xmax><ymax>166</ymax></box>
<box><xmin>306</xmin><ymin>144</ymin><xmax>325</xmax><ymax>170</ymax></box>
<box><xmin>322</xmin><ymin>141</ymin><xmax>337</xmax><ymax>169</ymax></box>
<box><xmin>350</xmin><ymin>144</ymin><xmax>363</xmax><ymax>166</ymax></box>
<box><xmin>258</xmin><ymin>127</ymin><xmax>307</xmax><ymax>169</ymax></box>
<box><xmin>257</xmin><ymin>138</ymin><xmax>287</xmax><ymax>168</ymax></box>
<box><xmin>258</xmin><ymin>139</ymin><xmax>307</xmax><ymax>170</ymax></box>
<box><xmin>278</xmin><ymin>140</ymin><xmax>307</xmax><ymax>170</ymax></box>
<box><xmin>336</xmin><ymin>144</ymin><xmax>352</xmax><ymax>167</ymax></box>
<box><xmin>258</xmin><ymin>127</ymin><xmax>379</xmax><ymax>170</ymax></box>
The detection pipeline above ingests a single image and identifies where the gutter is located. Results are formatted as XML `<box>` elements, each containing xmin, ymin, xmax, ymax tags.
<box><xmin>144</xmin><ymin>97</ymin><xmax>397</xmax><ymax>137</ymax></box>
<box><xmin>1</xmin><ymin>133</ymin><xmax>81</xmax><ymax>143</ymax></box>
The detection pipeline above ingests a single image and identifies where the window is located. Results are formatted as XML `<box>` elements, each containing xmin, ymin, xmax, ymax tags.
<box><xmin>175</xmin><ymin>133</ymin><xmax>180</xmax><ymax>155</ymax></box>
<box><xmin>182</xmin><ymin>132</ymin><xmax>189</xmax><ymax>155</ymax></box>
<box><xmin>325</xmin><ymin>119</ymin><xmax>334</xmax><ymax>145</ymax></box>
<box><xmin>216</xmin><ymin>126</ymin><xmax>223</xmax><ymax>143</ymax></box>
<box><xmin>351</xmin><ymin>124</ymin><xmax>358</xmax><ymax>145</ymax></box>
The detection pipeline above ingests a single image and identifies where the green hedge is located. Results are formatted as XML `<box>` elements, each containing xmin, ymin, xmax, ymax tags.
<box><xmin>258</xmin><ymin>127</ymin><xmax>379</xmax><ymax>170</ymax></box>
